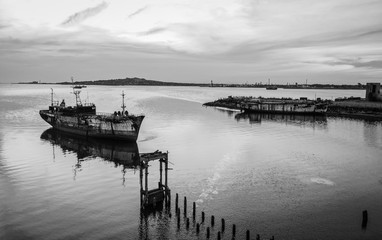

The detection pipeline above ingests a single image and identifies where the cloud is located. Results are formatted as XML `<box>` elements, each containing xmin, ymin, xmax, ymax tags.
<box><xmin>0</xmin><ymin>23</ymin><xmax>10</xmax><ymax>29</ymax></box>
<box><xmin>324</xmin><ymin>59</ymin><xmax>382</xmax><ymax>69</ymax></box>
<box><xmin>61</xmin><ymin>2</ymin><xmax>108</xmax><ymax>26</ymax></box>
<box><xmin>139</xmin><ymin>27</ymin><xmax>167</xmax><ymax>36</ymax></box>
<box><xmin>1</xmin><ymin>0</ymin><xmax>382</xmax><ymax>84</ymax></box>
<box><xmin>128</xmin><ymin>6</ymin><xmax>148</xmax><ymax>19</ymax></box>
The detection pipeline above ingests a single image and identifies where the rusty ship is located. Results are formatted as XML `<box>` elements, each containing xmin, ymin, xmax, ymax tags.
<box><xmin>39</xmin><ymin>85</ymin><xmax>144</xmax><ymax>141</ymax></box>
<box><xmin>240</xmin><ymin>97</ymin><xmax>328</xmax><ymax>115</ymax></box>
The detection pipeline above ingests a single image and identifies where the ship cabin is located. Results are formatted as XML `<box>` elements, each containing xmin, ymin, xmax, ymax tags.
<box><xmin>48</xmin><ymin>101</ymin><xmax>96</xmax><ymax>116</ymax></box>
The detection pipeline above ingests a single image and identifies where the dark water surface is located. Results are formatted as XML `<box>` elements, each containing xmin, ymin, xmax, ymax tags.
<box><xmin>1</xmin><ymin>84</ymin><xmax>381</xmax><ymax>239</ymax></box>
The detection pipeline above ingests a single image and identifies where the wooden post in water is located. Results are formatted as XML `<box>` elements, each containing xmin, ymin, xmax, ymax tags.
<box><xmin>184</xmin><ymin>196</ymin><xmax>187</xmax><ymax>216</ymax></box>
<box><xmin>164</xmin><ymin>154</ymin><xmax>170</xmax><ymax>208</ymax></box>
<box><xmin>177</xmin><ymin>214</ymin><xmax>180</xmax><ymax>229</ymax></box>
<box><xmin>232</xmin><ymin>224</ymin><xmax>236</xmax><ymax>239</ymax></box>
<box><xmin>139</xmin><ymin>164</ymin><xmax>143</xmax><ymax>207</ymax></box>
<box><xmin>186</xmin><ymin>218</ymin><xmax>190</xmax><ymax>229</ymax></box>
<box><xmin>193</xmin><ymin>202</ymin><xmax>196</xmax><ymax>219</ymax></box>
<box><xmin>202</xmin><ymin>211</ymin><xmax>205</xmax><ymax>223</ymax></box>
<box><xmin>206</xmin><ymin>227</ymin><xmax>210</xmax><ymax>239</ymax></box>
<box><xmin>211</xmin><ymin>215</ymin><xmax>215</xmax><ymax>227</ymax></box>
<box><xmin>175</xmin><ymin>193</ymin><xmax>178</xmax><ymax>210</ymax></box>
<box><xmin>196</xmin><ymin>223</ymin><xmax>200</xmax><ymax>234</ymax></box>
<box><xmin>144</xmin><ymin>160</ymin><xmax>148</xmax><ymax>206</ymax></box>
<box><xmin>159</xmin><ymin>158</ymin><xmax>163</xmax><ymax>187</ymax></box>
<box><xmin>256</xmin><ymin>234</ymin><xmax>260</xmax><ymax>240</ymax></box>
<box><xmin>246</xmin><ymin>230</ymin><xmax>250</xmax><ymax>240</ymax></box>
<box><xmin>217</xmin><ymin>231</ymin><xmax>221</xmax><ymax>240</ymax></box>
<box><xmin>362</xmin><ymin>210</ymin><xmax>368</xmax><ymax>229</ymax></box>
<box><xmin>221</xmin><ymin>218</ymin><xmax>225</xmax><ymax>232</ymax></box>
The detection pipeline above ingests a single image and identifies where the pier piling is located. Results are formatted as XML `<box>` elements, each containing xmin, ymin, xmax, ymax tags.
<box><xmin>175</xmin><ymin>193</ymin><xmax>178</xmax><ymax>210</ymax></box>
<box><xmin>193</xmin><ymin>202</ymin><xmax>196</xmax><ymax>219</ymax></box>
<box><xmin>168</xmin><ymin>193</ymin><xmax>276</xmax><ymax>239</ymax></box>
<box><xmin>362</xmin><ymin>210</ymin><xmax>368</xmax><ymax>229</ymax></box>
<box><xmin>184</xmin><ymin>196</ymin><xmax>187</xmax><ymax>216</ymax></box>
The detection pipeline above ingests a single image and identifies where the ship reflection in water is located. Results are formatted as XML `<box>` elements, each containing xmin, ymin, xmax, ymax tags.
<box><xmin>40</xmin><ymin>128</ymin><xmax>140</xmax><ymax>172</ymax></box>
<box><xmin>235</xmin><ymin>112</ymin><xmax>328</xmax><ymax>129</ymax></box>
<box><xmin>41</xmin><ymin>128</ymin><xmax>172</xmax><ymax>240</ymax></box>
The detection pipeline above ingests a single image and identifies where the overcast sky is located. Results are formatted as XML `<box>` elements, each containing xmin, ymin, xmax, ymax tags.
<box><xmin>0</xmin><ymin>0</ymin><xmax>381</xmax><ymax>84</ymax></box>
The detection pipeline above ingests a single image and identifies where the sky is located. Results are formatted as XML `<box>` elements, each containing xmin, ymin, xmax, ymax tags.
<box><xmin>0</xmin><ymin>0</ymin><xmax>381</xmax><ymax>84</ymax></box>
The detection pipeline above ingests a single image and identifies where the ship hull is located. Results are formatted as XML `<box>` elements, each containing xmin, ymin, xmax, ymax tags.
<box><xmin>242</xmin><ymin>109</ymin><xmax>327</xmax><ymax>115</ymax></box>
<box><xmin>40</xmin><ymin>110</ymin><xmax>144</xmax><ymax>141</ymax></box>
<box><xmin>240</xmin><ymin>101</ymin><xmax>327</xmax><ymax>115</ymax></box>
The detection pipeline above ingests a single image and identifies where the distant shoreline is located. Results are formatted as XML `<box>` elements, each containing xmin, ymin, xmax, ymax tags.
<box><xmin>17</xmin><ymin>77</ymin><xmax>366</xmax><ymax>90</ymax></box>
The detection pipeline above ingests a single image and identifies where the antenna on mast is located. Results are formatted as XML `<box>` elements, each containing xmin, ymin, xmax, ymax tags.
<box><xmin>50</xmin><ymin>88</ymin><xmax>54</xmax><ymax>106</ymax></box>
<box><xmin>121</xmin><ymin>91</ymin><xmax>126</xmax><ymax>113</ymax></box>
<box><xmin>71</xmin><ymin>77</ymin><xmax>83</xmax><ymax>106</ymax></box>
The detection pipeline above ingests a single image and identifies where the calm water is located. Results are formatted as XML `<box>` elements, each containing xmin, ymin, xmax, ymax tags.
<box><xmin>1</xmin><ymin>84</ymin><xmax>381</xmax><ymax>240</ymax></box>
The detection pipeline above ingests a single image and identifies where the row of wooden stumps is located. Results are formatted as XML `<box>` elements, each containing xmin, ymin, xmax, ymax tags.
<box><xmin>173</xmin><ymin>193</ymin><xmax>275</xmax><ymax>240</ymax></box>
<box><xmin>138</xmin><ymin>151</ymin><xmax>275</xmax><ymax>239</ymax></box>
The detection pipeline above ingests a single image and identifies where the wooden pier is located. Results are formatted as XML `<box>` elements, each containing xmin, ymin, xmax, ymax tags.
<box><xmin>139</xmin><ymin>150</ymin><xmax>171</xmax><ymax>209</ymax></box>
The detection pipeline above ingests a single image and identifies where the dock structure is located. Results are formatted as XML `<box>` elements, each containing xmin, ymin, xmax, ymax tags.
<box><xmin>139</xmin><ymin>150</ymin><xmax>171</xmax><ymax>210</ymax></box>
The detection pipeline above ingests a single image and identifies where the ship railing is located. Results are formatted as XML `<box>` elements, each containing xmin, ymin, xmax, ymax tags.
<box><xmin>97</xmin><ymin>112</ymin><xmax>145</xmax><ymax>118</ymax></box>
<box><xmin>81</xmin><ymin>102</ymin><xmax>95</xmax><ymax>107</ymax></box>
<box><xmin>95</xmin><ymin>112</ymin><xmax>112</xmax><ymax>116</ymax></box>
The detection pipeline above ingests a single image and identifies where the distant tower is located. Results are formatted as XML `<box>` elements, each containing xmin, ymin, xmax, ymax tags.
<box><xmin>210</xmin><ymin>80</ymin><xmax>214</xmax><ymax>87</ymax></box>
<box><xmin>366</xmin><ymin>83</ymin><xmax>382</xmax><ymax>101</ymax></box>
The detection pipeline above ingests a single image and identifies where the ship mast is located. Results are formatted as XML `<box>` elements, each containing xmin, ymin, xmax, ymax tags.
<box><xmin>121</xmin><ymin>91</ymin><xmax>126</xmax><ymax>113</ymax></box>
<box><xmin>73</xmin><ymin>88</ymin><xmax>82</xmax><ymax>106</ymax></box>
<box><xmin>71</xmin><ymin>77</ymin><xmax>83</xmax><ymax>106</ymax></box>
<box><xmin>50</xmin><ymin>88</ymin><xmax>54</xmax><ymax>106</ymax></box>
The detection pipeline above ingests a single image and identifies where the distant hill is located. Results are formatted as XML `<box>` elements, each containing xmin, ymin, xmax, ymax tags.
<box><xmin>17</xmin><ymin>77</ymin><xmax>367</xmax><ymax>90</ymax></box>
<box><xmin>58</xmin><ymin>77</ymin><xmax>208</xmax><ymax>86</ymax></box>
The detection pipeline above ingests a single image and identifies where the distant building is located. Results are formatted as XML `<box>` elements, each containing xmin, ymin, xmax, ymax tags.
<box><xmin>366</xmin><ymin>83</ymin><xmax>382</xmax><ymax>101</ymax></box>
